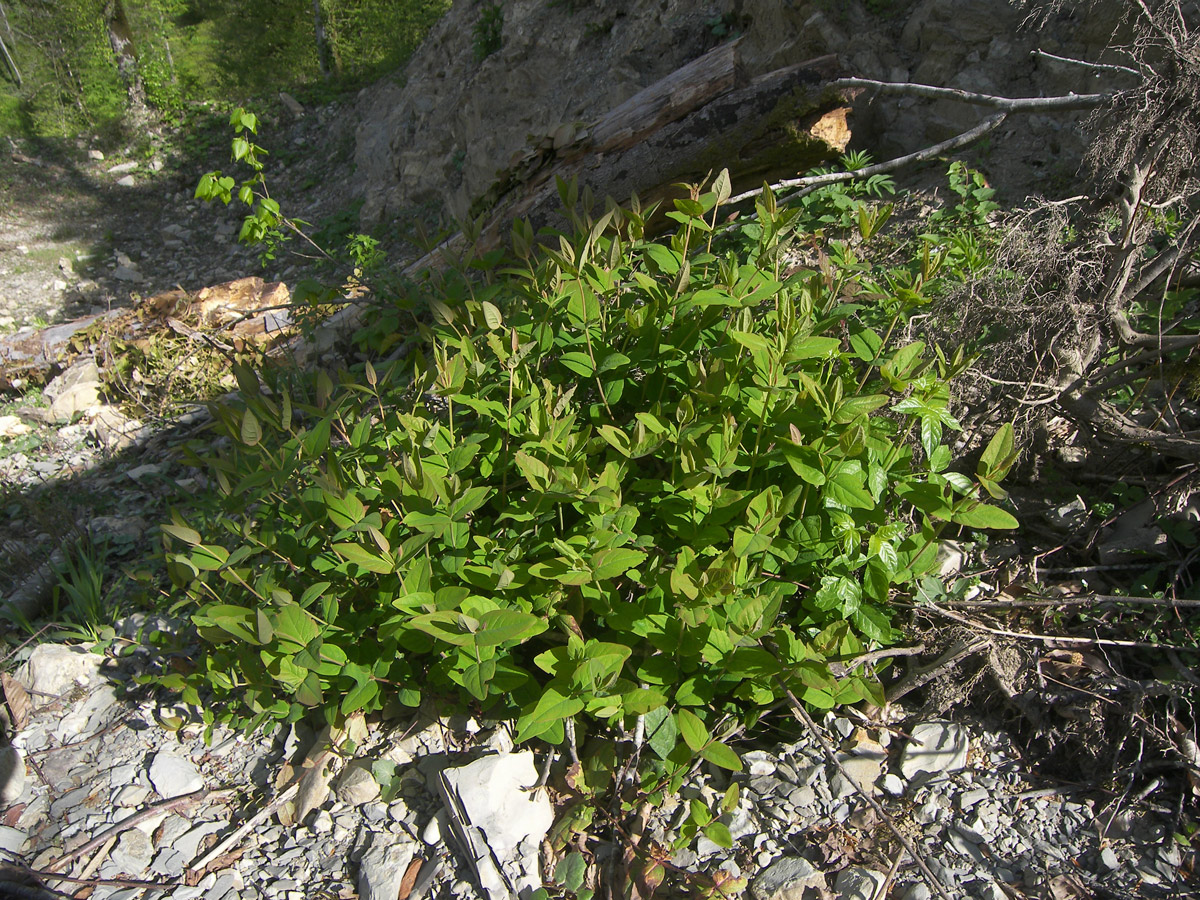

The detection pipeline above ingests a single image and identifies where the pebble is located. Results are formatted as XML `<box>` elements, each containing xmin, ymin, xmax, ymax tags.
<box><xmin>900</xmin><ymin>722</ymin><xmax>970</xmax><ymax>782</ymax></box>
<box><xmin>149</xmin><ymin>751</ymin><xmax>204</xmax><ymax>798</ymax></box>
<box><xmin>753</xmin><ymin>856</ymin><xmax>822</xmax><ymax>900</ymax></box>
<box><xmin>421</xmin><ymin>810</ymin><xmax>444</xmax><ymax>846</ymax></box>
<box><xmin>336</xmin><ymin>761</ymin><xmax>381</xmax><ymax>806</ymax></box>
<box><xmin>835</xmin><ymin>867</ymin><xmax>887</xmax><ymax>900</ymax></box>
<box><xmin>109</xmin><ymin>828</ymin><xmax>154</xmax><ymax>875</ymax></box>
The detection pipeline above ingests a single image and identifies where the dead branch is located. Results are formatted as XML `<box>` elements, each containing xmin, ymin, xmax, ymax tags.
<box><xmin>42</xmin><ymin>789</ymin><xmax>211</xmax><ymax>874</ymax></box>
<box><xmin>728</xmin><ymin>112</ymin><xmax>1008</xmax><ymax>206</ymax></box>
<box><xmin>925</xmin><ymin>602</ymin><xmax>1200</xmax><ymax>651</ymax></box>
<box><xmin>884</xmin><ymin>637</ymin><xmax>993</xmax><ymax>704</ymax></box>
<box><xmin>830</xmin><ymin>77</ymin><xmax>1110</xmax><ymax>111</ymax></box>
<box><xmin>1058</xmin><ymin>388</ymin><xmax>1200</xmax><ymax>462</ymax></box>
<box><xmin>187</xmin><ymin>781</ymin><xmax>299</xmax><ymax>873</ymax></box>
<box><xmin>1031</xmin><ymin>48</ymin><xmax>1143</xmax><ymax>78</ymax></box>
<box><xmin>940</xmin><ymin>595</ymin><xmax>1200</xmax><ymax>609</ymax></box>
<box><xmin>829</xmin><ymin>644</ymin><xmax>927</xmax><ymax>677</ymax></box>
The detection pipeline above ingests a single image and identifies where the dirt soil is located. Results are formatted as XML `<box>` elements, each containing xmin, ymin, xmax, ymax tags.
<box><xmin>0</xmin><ymin>100</ymin><xmax>362</xmax><ymax>334</ymax></box>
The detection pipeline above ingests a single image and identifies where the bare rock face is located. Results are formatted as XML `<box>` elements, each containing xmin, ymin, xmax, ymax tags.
<box><xmin>352</xmin><ymin>0</ymin><xmax>1128</xmax><ymax>230</ymax></box>
<box><xmin>355</xmin><ymin>0</ymin><xmax>729</xmax><ymax>224</ymax></box>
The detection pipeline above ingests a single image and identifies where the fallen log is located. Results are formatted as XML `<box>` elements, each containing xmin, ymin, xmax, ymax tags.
<box><xmin>472</xmin><ymin>49</ymin><xmax>847</xmax><ymax>237</ymax></box>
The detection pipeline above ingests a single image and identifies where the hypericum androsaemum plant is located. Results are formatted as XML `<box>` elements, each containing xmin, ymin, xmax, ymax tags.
<box><xmin>158</xmin><ymin>169</ymin><xmax>1018</xmax><ymax>789</ymax></box>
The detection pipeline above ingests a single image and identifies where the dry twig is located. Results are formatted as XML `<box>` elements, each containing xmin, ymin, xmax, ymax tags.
<box><xmin>42</xmin><ymin>789</ymin><xmax>211</xmax><ymax>874</ymax></box>
<box><xmin>926</xmin><ymin>602</ymin><xmax>1200</xmax><ymax>652</ymax></box>
<box><xmin>885</xmin><ymin>637</ymin><xmax>992</xmax><ymax>704</ymax></box>
<box><xmin>188</xmin><ymin>782</ymin><xmax>299</xmax><ymax>873</ymax></box>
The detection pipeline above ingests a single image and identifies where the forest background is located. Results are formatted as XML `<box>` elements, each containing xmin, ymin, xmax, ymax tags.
<box><xmin>0</xmin><ymin>0</ymin><xmax>450</xmax><ymax>140</ymax></box>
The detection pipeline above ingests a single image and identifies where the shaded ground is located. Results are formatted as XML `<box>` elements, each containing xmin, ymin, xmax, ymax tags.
<box><xmin>0</xmin><ymin>99</ymin><xmax>362</xmax><ymax>333</ymax></box>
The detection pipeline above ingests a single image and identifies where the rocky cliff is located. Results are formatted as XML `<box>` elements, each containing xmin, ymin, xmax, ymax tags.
<box><xmin>353</xmin><ymin>0</ymin><xmax>1128</xmax><ymax>229</ymax></box>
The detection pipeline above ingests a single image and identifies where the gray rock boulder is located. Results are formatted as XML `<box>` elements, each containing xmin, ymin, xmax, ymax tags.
<box><xmin>899</xmin><ymin>722</ymin><xmax>970</xmax><ymax>783</ymax></box>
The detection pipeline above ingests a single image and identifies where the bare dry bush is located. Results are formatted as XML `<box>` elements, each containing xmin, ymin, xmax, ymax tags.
<box><xmin>948</xmin><ymin>0</ymin><xmax>1200</xmax><ymax>464</ymax></box>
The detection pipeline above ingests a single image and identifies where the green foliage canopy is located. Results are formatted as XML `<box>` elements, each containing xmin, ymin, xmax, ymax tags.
<box><xmin>161</xmin><ymin>159</ymin><xmax>1019</xmax><ymax>785</ymax></box>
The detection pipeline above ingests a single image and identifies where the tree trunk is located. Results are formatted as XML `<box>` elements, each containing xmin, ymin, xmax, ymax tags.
<box><xmin>0</xmin><ymin>2</ymin><xmax>20</xmax><ymax>87</ymax></box>
<box><xmin>472</xmin><ymin>51</ymin><xmax>847</xmax><ymax>243</ymax></box>
<box><xmin>104</xmin><ymin>0</ymin><xmax>146</xmax><ymax>115</ymax></box>
<box><xmin>312</xmin><ymin>0</ymin><xmax>332</xmax><ymax>79</ymax></box>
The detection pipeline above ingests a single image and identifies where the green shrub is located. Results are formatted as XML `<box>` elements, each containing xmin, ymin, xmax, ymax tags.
<box><xmin>159</xmin><ymin>170</ymin><xmax>1017</xmax><ymax>778</ymax></box>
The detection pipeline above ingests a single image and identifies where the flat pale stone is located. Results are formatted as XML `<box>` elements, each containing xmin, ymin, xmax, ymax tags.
<box><xmin>356</xmin><ymin>832</ymin><xmax>416</xmax><ymax>900</ymax></box>
<box><xmin>753</xmin><ymin>856</ymin><xmax>824</xmax><ymax>900</ymax></box>
<box><xmin>20</xmin><ymin>644</ymin><xmax>104</xmax><ymax>705</ymax></box>
<box><xmin>835</xmin><ymin>867</ymin><xmax>887</xmax><ymax>900</ymax></box>
<box><xmin>50</xmin><ymin>382</ymin><xmax>101</xmax><ymax>421</ymax></box>
<box><xmin>149</xmin><ymin>751</ymin><xmax>204</xmax><ymax>798</ymax></box>
<box><xmin>899</xmin><ymin>722</ymin><xmax>970</xmax><ymax>782</ymax></box>
<box><xmin>0</xmin><ymin>825</ymin><xmax>26</xmax><ymax>854</ymax></box>
<box><xmin>0</xmin><ymin>415</ymin><xmax>30</xmax><ymax>438</ymax></box>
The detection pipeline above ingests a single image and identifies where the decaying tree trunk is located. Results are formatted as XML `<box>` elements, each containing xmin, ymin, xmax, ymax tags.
<box><xmin>468</xmin><ymin>44</ymin><xmax>848</xmax><ymax>246</ymax></box>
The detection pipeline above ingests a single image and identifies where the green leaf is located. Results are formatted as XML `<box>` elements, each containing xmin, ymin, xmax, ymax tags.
<box><xmin>341</xmin><ymin>678</ymin><xmax>379</xmax><ymax>715</ymax></box>
<box><xmin>833</xmin><ymin>394</ymin><xmax>889</xmax><ymax>424</ymax></box>
<box><xmin>191</xmin><ymin>544</ymin><xmax>229</xmax><ymax>571</ymax></box>
<box><xmin>298</xmin><ymin>581</ymin><xmax>331</xmax><ymax>608</ymax></box>
<box><xmin>951</xmin><ymin>501</ymin><xmax>1019</xmax><ymax>530</ymax></box>
<box><xmin>332</xmin><ymin>542</ymin><xmax>395</xmax><ymax>574</ymax></box>
<box><xmin>978</xmin><ymin>422</ymin><xmax>1017</xmax><ymax>481</ymax></box>
<box><xmin>732</xmin><ymin>526</ymin><xmax>771</xmax><ymax>557</ymax></box>
<box><xmin>590</xmin><ymin>547</ymin><xmax>647</xmax><ymax>580</ymax></box>
<box><xmin>274</xmin><ymin>605</ymin><xmax>320</xmax><ymax>647</ymax></box>
<box><xmin>462</xmin><ymin>658</ymin><xmax>497</xmax><ymax>701</ymax></box>
<box><xmin>295</xmin><ymin>672</ymin><xmax>323</xmax><ymax>707</ymax></box>
<box><xmin>410</xmin><ymin>611</ymin><xmax>478</xmax><ymax>646</ymax></box>
<box><xmin>676</xmin><ymin>708</ymin><xmax>709</xmax><ymax>751</ymax></box>
<box><xmin>516</xmin><ymin>686</ymin><xmax>585</xmax><ymax>743</ymax></box>
<box><xmin>642</xmin><ymin>243</ymin><xmax>681</xmax><ymax>275</ymax></box>
<box><xmin>481</xmin><ymin>300</ymin><xmax>503</xmax><ymax>330</ymax></box>
<box><xmin>555</xmin><ymin>852</ymin><xmax>587</xmax><ymax>892</ymax></box>
<box><xmin>161</xmin><ymin>524</ymin><xmax>202</xmax><ymax>546</ymax></box>
<box><xmin>197</xmin><ymin>604</ymin><xmax>259</xmax><ymax>644</ymax></box>
<box><xmin>621</xmin><ymin>687</ymin><xmax>666</xmax><ymax>715</ymax></box>
<box><xmin>720</xmin><ymin>782</ymin><xmax>740</xmax><ymax>814</ymax></box>
<box><xmin>700</xmin><ymin>740</ymin><xmax>743</xmax><ymax>772</ymax></box>
<box><xmin>240</xmin><ymin>408</ymin><xmax>261</xmax><ymax>447</ymax></box>
<box><xmin>475</xmin><ymin>609</ymin><xmax>548</xmax><ymax>647</ymax></box>
<box><xmin>644</xmin><ymin>706</ymin><xmax>678</xmax><ymax>760</ymax></box>
<box><xmin>559</xmin><ymin>351</ymin><xmax>595</xmax><ymax>377</ymax></box>
<box><xmin>712</xmin><ymin>168</ymin><xmax>732</xmax><ymax>206</ymax></box>
<box><xmin>514</xmin><ymin>451</ymin><xmax>551</xmax><ymax>489</ymax></box>
<box><xmin>825</xmin><ymin>472</ymin><xmax>874</xmax><ymax>510</ymax></box>
<box><xmin>596</xmin><ymin>425</ymin><xmax>632</xmax><ymax>457</ymax></box>
<box><xmin>786</xmin><ymin>335</ymin><xmax>842</xmax><ymax>361</ymax></box>
<box><xmin>703</xmin><ymin>821</ymin><xmax>734</xmax><ymax>848</ymax></box>
<box><xmin>323</xmin><ymin>491</ymin><xmax>365</xmax><ymax>529</ymax></box>
<box><xmin>429</xmin><ymin>297</ymin><xmax>455</xmax><ymax>325</ymax></box>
